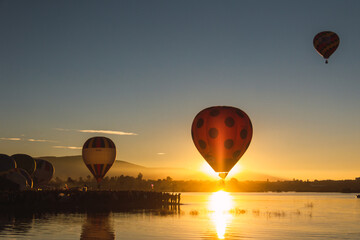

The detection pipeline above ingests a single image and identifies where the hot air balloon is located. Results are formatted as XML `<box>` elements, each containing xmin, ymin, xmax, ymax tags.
<box><xmin>0</xmin><ymin>169</ymin><xmax>29</xmax><ymax>191</ymax></box>
<box><xmin>15</xmin><ymin>168</ymin><xmax>33</xmax><ymax>188</ymax></box>
<box><xmin>191</xmin><ymin>106</ymin><xmax>253</xmax><ymax>179</ymax></box>
<box><xmin>313</xmin><ymin>31</ymin><xmax>339</xmax><ymax>64</ymax></box>
<box><xmin>0</xmin><ymin>154</ymin><xmax>17</xmax><ymax>173</ymax></box>
<box><xmin>32</xmin><ymin>158</ymin><xmax>54</xmax><ymax>186</ymax></box>
<box><xmin>82</xmin><ymin>136</ymin><xmax>116</xmax><ymax>183</ymax></box>
<box><xmin>11</xmin><ymin>154</ymin><xmax>36</xmax><ymax>175</ymax></box>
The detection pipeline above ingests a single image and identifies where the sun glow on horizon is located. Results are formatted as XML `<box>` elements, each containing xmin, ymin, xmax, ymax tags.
<box><xmin>208</xmin><ymin>190</ymin><xmax>234</xmax><ymax>239</ymax></box>
<box><xmin>200</xmin><ymin>162</ymin><xmax>243</xmax><ymax>180</ymax></box>
<box><xmin>226</xmin><ymin>163</ymin><xmax>243</xmax><ymax>179</ymax></box>
<box><xmin>200</xmin><ymin>162</ymin><xmax>219</xmax><ymax>179</ymax></box>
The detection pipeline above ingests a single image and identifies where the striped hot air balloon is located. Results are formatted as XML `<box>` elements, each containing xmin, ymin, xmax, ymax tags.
<box><xmin>313</xmin><ymin>31</ymin><xmax>340</xmax><ymax>64</ymax></box>
<box><xmin>82</xmin><ymin>136</ymin><xmax>116</xmax><ymax>183</ymax></box>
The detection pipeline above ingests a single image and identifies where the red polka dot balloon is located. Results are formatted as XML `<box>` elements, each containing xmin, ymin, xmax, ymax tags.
<box><xmin>191</xmin><ymin>106</ymin><xmax>253</xmax><ymax>179</ymax></box>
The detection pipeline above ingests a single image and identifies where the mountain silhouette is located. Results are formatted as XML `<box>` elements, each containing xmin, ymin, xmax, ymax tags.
<box><xmin>39</xmin><ymin>155</ymin><xmax>284</xmax><ymax>181</ymax></box>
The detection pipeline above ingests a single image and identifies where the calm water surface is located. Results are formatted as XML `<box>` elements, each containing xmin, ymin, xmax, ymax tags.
<box><xmin>1</xmin><ymin>192</ymin><xmax>360</xmax><ymax>239</ymax></box>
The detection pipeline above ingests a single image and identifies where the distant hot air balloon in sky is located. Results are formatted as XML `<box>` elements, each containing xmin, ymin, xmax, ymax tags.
<box><xmin>191</xmin><ymin>106</ymin><xmax>253</xmax><ymax>179</ymax></box>
<box><xmin>82</xmin><ymin>136</ymin><xmax>116</xmax><ymax>183</ymax></box>
<box><xmin>11</xmin><ymin>154</ymin><xmax>36</xmax><ymax>175</ymax></box>
<box><xmin>313</xmin><ymin>31</ymin><xmax>339</xmax><ymax>64</ymax></box>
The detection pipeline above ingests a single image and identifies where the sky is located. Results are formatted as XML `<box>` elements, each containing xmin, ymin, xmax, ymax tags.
<box><xmin>1</xmin><ymin>0</ymin><xmax>360</xmax><ymax>180</ymax></box>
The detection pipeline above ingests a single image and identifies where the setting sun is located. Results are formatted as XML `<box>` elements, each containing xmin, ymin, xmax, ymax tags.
<box><xmin>200</xmin><ymin>162</ymin><xmax>243</xmax><ymax>180</ymax></box>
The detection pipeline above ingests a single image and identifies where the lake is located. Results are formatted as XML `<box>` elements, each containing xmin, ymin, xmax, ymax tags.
<box><xmin>1</xmin><ymin>192</ymin><xmax>360</xmax><ymax>239</ymax></box>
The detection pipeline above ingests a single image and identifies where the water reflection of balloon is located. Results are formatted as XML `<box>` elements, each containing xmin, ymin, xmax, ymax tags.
<box><xmin>5</xmin><ymin>213</ymin><xmax>33</xmax><ymax>234</ymax></box>
<box><xmin>82</xmin><ymin>136</ymin><xmax>116</xmax><ymax>183</ymax></box>
<box><xmin>313</xmin><ymin>31</ymin><xmax>339</xmax><ymax>64</ymax></box>
<box><xmin>11</xmin><ymin>154</ymin><xmax>36</xmax><ymax>175</ymax></box>
<box><xmin>80</xmin><ymin>213</ymin><xmax>115</xmax><ymax>240</ymax></box>
<box><xmin>208</xmin><ymin>191</ymin><xmax>234</xmax><ymax>239</ymax></box>
<box><xmin>191</xmin><ymin>106</ymin><xmax>253</xmax><ymax>179</ymax></box>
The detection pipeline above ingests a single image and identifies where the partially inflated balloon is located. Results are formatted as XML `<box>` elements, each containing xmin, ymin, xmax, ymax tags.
<box><xmin>13</xmin><ymin>168</ymin><xmax>33</xmax><ymax>188</ymax></box>
<box><xmin>32</xmin><ymin>159</ymin><xmax>54</xmax><ymax>186</ymax></box>
<box><xmin>191</xmin><ymin>106</ymin><xmax>253</xmax><ymax>179</ymax></box>
<box><xmin>82</xmin><ymin>137</ymin><xmax>116</xmax><ymax>183</ymax></box>
<box><xmin>0</xmin><ymin>154</ymin><xmax>16</xmax><ymax>173</ymax></box>
<box><xmin>11</xmin><ymin>154</ymin><xmax>36</xmax><ymax>175</ymax></box>
<box><xmin>0</xmin><ymin>169</ymin><xmax>29</xmax><ymax>191</ymax></box>
<box><xmin>14</xmin><ymin>168</ymin><xmax>33</xmax><ymax>188</ymax></box>
<box><xmin>313</xmin><ymin>31</ymin><xmax>339</xmax><ymax>63</ymax></box>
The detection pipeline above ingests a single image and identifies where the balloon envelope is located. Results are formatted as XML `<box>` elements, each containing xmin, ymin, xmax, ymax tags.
<box><xmin>0</xmin><ymin>154</ymin><xmax>17</xmax><ymax>173</ymax></box>
<box><xmin>32</xmin><ymin>158</ymin><xmax>54</xmax><ymax>186</ymax></box>
<box><xmin>82</xmin><ymin>136</ymin><xmax>116</xmax><ymax>183</ymax></box>
<box><xmin>0</xmin><ymin>169</ymin><xmax>29</xmax><ymax>191</ymax></box>
<box><xmin>191</xmin><ymin>106</ymin><xmax>253</xmax><ymax>179</ymax></box>
<box><xmin>11</xmin><ymin>154</ymin><xmax>36</xmax><ymax>175</ymax></box>
<box><xmin>15</xmin><ymin>168</ymin><xmax>33</xmax><ymax>188</ymax></box>
<box><xmin>313</xmin><ymin>31</ymin><xmax>339</xmax><ymax>63</ymax></box>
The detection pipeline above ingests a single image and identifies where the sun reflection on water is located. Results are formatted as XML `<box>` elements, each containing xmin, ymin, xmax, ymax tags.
<box><xmin>208</xmin><ymin>190</ymin><xmax>234</xmax><ymax>239</ymax></box>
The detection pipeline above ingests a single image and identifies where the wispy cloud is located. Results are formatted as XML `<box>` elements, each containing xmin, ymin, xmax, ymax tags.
<box><xmin>55</xmin><ymin>128</ymin><xmax>138</xmax><ymax>136</ymax></box>
<box><xmin>53</xmin><ymin>146</ymin><xmax>82</xmax><ymax>150</ymax></box>
<box><xmin>157</xmin><ymin>152</ymin><xmax>166</xmax><ymax>155</ymax></box>
<box><xmin>0</xmin><ymin>137</ymin><xmax>21</xmax><ymax>141</ymax></box>
<box><xmin>27</xmin><ymin>139</ymin><xmax>57</xmax><ymax>143</ymax></box>
<box><xmin>0</xmin><ymin>137</ymin><xmax>56</xmax><ymax>143</ymax></box>
<box><xmin>78</xmin><ymin>129</ymin><xmax>137</xmax><ymax>136</ymax></box>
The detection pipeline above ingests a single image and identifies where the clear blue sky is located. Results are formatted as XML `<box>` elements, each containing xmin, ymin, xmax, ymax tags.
<box><xmin>1</xmin><ymin>0</ymin><xmax>360</xmax><ymax>179</ymax></box>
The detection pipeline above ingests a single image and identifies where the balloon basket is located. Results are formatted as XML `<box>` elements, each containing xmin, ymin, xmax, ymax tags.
<box><xmin>218</xmin><ymin>172</ymin><xmax>228</xmax><ymax>179</ymax></box>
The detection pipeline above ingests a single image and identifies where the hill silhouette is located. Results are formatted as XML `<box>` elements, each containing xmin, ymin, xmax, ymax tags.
<box><xmin>39</xmin><ymin>155</ymin><xmax>284</xmax><ymax>181</ymax></box>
